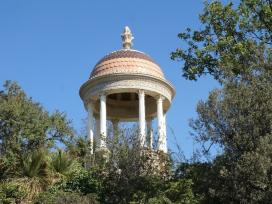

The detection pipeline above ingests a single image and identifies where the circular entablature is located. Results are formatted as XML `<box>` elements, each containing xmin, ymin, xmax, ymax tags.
<box><xmin>79</xmin><ymin>73</ymin><xmax>175</xmax><ymax>121</ymax></box>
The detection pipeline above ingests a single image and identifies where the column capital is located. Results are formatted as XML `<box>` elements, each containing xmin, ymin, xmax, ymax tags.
<box><xmin>138</xmin><ymin>89</ymin><xmax>145</xmax><ymax>95</ymax></box>
<box><xmin>155</xmin><ymin>95</ymin><xmax>165</xmax><ymax>101</ymax></box>
<box><xmin>86</xmin><ymin>102</ymin><xmax>94</xmax><ymax>110</ymax></box>
<box><xmin>84</xmin><ymin>98</ymin><xmax>95</xmax><ymax>111</ymax></box>
<box><xmin>99</xmin><ymin>92</ymin><xmax>107</xmax><ymax>99</ymax></box>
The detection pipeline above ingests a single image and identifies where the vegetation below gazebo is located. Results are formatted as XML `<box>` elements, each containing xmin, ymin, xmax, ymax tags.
<box><xmin>0</xmin><ymin>81</ymin><xmax>198</xmax><ymax>204</ymax></box>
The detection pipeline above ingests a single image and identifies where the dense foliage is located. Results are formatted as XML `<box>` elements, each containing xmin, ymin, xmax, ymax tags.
<box><xmin>171</xmin><ymin>0</ymin><xmax>272</xmax><ymax>203</ymax></box>
<box><xmin>0</xmin><ymin>80</ymin><xmax>73</xmax><ymax>180</ymax></box>
<box><xmin>171</xmin><ymin>0</ymin><xmax>272</xmax><ymax>82</ymax></box>
<box><xmin>0</xmin><ymin>81</ymin><xmax>198</xmax><ymax>203</ymax></box>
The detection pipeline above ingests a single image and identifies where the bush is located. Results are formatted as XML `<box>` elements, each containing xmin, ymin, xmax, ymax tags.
<box><xmin>0</xmin><ymin>181</ymin><xmax>27</xmax><ymax>204</ymax></box>
<box><xmin>34</xmin><ymin>191</ymin><xmax>99</xmax><ymax>204</ymax></box>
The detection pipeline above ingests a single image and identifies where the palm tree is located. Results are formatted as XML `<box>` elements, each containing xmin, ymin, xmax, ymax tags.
<box><xmin>51</xmin><ymin>149</ymin><xmax>74</xmax><ymax>175</ymax></box>
<box><xmin>16</xmin><ymin>148</ymin><xmax>51</xmax><ymax>202</ymax></box>
<box><xmin>21</xmin><ymin>149</ymin><xmax>49</xmax><ymax>178</ymax></box>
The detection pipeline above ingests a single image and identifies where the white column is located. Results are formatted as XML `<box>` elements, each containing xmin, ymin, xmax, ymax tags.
<box><xmin>138</xmin><ymin>90</ymin><xmax>146</xmax><ymax>147</ymax></box>
<box><xmin>95</xmin><ymin>117</ymin><xmax>100</xmax><ymax>148</ymax></box>
<box><xmin>157</xmin><ymin>95</ymin><xmax>167</xmax><ymax>153</ymax></box>
<box><xmin>100</xmin><ymin>94</ymin><xmax>107</xmax><ymax>149</ymax></box>
<box><xmin>87</xmin><ymin>104</ymin><xmax>94</xmax><ymax>154</ymax></box>
<box><xmin>162</xmin><ymin>113</ymin><xmax>167</xmax><ymax>153</ymax></box>
<box><xmin>147</xmin><ymin>119</ymin><xmax>153</xmax><ymax>149</ymax></box>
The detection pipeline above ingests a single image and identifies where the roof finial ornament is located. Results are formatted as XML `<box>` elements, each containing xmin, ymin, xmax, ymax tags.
<box><xmin>121</xmin><ymin>26</ymin><xmax>134</xmax><ymax>49</ymax></box>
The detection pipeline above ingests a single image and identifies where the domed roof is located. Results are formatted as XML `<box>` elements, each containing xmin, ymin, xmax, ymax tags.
<box><xmin>80</xmin><ymin>26</ymin><xmax>175</xmax><ymax>119</ymax></box>
<box><xmin>90</xmin><ymin>49</ymin><xmax>165</xmax><ymax>79</ymax></box>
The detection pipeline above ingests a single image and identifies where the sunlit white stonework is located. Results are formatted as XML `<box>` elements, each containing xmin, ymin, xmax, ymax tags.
<box><xmin>79</xmin><ymin>26</ymin><xmax>175</xmax><ymax>154</ymax></box>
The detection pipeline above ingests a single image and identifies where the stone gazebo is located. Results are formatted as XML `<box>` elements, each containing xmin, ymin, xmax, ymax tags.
<box><xmin>79</xmin><ymin>27</ymin><xmax>175</xmax><ymax>155</ymax></box>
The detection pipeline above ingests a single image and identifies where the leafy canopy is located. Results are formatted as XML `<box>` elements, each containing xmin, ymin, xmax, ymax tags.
<box><xmin>171</xmin><ymin>0</ymin><xmax>272</xmax><ymax>203</ymax></box>
<box><xmin>0</xmin><ymin>81</ymin><xmax>73</xmax><ymax>178</ymax></box>
<box><xmin>171</xmin><ymin>0</ymin><xmax>272</xmax><ymax>82</ymax></box>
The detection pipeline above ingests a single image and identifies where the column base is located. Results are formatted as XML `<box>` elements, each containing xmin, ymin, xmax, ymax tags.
<box><xmin>139</xmin><ymin>148</ymin><xmax>171</xmax><ymax>179</ymax></box>
<box><xmin>85</xmin><ymin>153</ymin><xmax>94</xmax><ymax>169</ymax></box>
<box><xmin>95</xmin><ymin>147</ymin><xmax>110</xmax><ymax>161</ymax></box>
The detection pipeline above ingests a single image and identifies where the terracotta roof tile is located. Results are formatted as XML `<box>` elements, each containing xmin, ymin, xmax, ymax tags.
<box><xmin>90</xmin><ymin>49</ymin><xmax>165</xmax><ymax>79</ymax></box>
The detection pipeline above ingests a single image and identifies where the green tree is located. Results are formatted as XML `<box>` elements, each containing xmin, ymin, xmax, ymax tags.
<box><xmin>175</xmin><ymin>162</ymin><xmax>214</xmax><ymax>202</ymax></box>
<box><xmin>171</xmin><ymin>0</ymin><xmax>272</xmax><ymax>82</ymax></box>
<box><xmin>190</xmin><ymin>80</ymin><xmax>272</xmax><ymax>203</ymax></box>
<box><xmin>171</xmin><ymin>0</ymin><xmax>272</xmax><ymax>203</ymax></box>
<box><xmin>164</xmin><ymin>179</ymin><xmax>198</xmax><ymax>204</ymax></box>
<box><xmin>0</xmin><ymin>81</ymin><xmax>73</xmax><ymax>178</ymax></box>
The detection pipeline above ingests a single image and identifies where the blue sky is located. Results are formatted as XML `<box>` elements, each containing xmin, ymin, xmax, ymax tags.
<box><xmin>0</xmin><ymin>0</ymin><xmax>219</xmax><ymax>158</ymax></box>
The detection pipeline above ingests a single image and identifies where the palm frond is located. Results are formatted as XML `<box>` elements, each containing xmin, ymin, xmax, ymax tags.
<box><xmin>51</xmin><ymin>149</ymin><xmax>74</xmax><ymax>175</ymax></box>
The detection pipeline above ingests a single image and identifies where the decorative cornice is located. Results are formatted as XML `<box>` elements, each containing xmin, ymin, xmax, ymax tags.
<box><xmin>80</xmin><ymin>73</ymin><xmax>175</xmax><ymax>100</ymax></box>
